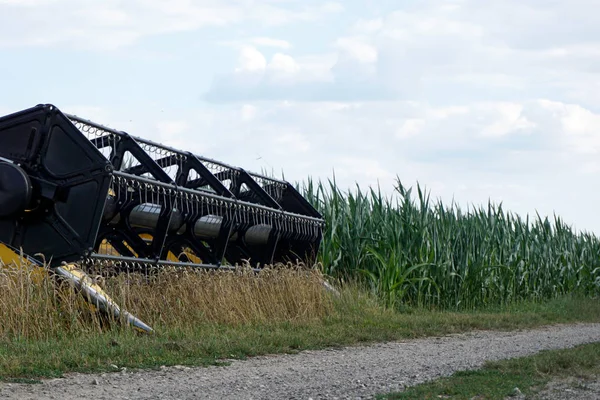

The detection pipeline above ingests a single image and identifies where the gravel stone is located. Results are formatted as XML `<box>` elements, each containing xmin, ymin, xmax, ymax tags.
<box><xmin>1</xmin><ymin>323</ymin><xmax>599</xmax><ymax>399</ymax></box>
<box><xmin>528</xmin><ymin>376</ymin><xmax>600</xmax><ymax>399</ymax></box>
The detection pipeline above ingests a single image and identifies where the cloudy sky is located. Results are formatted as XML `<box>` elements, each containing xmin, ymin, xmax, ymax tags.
<box><xmin>1</xmin><ymin>0</ymin><xmax>600</xmax><ymax>233</ymax></box>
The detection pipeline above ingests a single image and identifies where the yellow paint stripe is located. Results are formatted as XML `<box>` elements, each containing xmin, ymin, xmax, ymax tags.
<box><xmin>0</xmin><ymin>243</ymin><xmax>47</xmax><ymax>283</ymax></box>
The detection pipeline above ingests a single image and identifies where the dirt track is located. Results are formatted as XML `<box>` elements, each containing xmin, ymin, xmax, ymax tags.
<box><xmin>2</xmin><ymin>323</ymin><xmax>600</xmax><ymax>399</ymax></box>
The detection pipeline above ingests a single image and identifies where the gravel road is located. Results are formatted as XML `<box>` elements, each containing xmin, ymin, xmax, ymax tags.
<box><xmin>2</xmin><ymin>323</ymin><xmax>600</xmax><ymax>400</ymax></box>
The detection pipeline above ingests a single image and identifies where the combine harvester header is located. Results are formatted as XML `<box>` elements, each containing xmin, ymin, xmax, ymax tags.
<box><xmin>0</xmin><ymin>103</ymin><xmax>325</xmax><ymax>332</ymax></box>
<box><xmin>0</xmin><ymin>103</ymin><xmax>324</xmax><ymax>270</ymax></box>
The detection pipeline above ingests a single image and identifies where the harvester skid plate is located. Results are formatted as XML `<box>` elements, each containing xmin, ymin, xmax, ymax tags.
<box><xmin>0</xmin><ymin>103</ymin><xmax>324</xmax><ymax>272</ymax></box>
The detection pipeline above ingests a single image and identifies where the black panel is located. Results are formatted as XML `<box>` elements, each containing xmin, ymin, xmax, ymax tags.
<box><xmin>55</xmin><ymin>180</ymin><xmax>99</xmax><ymax>245</ymax></box>
<box><xmin>0</xmin><ymin>109</ymin><xmax>44</xmax><ymax>164</ymax></box>
<box><xmin>0</xmin><ymin>104</ymin><xmax>112</xmax><ymax>267</ymax></box>
<box><xmin>45</xmin><ymin>124</ymin><xmax>95</xmax><ymax>177</ymax></box>
<box><xmin>279</xmin><ymin>183</ymin><xmax>321</xmax><ymax>217</ymax></box>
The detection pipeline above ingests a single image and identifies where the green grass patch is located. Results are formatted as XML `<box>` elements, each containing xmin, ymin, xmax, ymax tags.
<box><xmin>1</xmin><ymin>291</ymin><xmax>599</xmax><ymax>381</ymax></box>
<box><xmin>379</xmin><ymin>335</ymin><xmax>600</xmax><ymax>399</ymax></box>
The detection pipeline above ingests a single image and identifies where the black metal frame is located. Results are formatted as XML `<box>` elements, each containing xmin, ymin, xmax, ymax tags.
<box><xmin>0</xmin><ymin>103</ymin><xmax>324</xmax><ymax>270</ymax></box>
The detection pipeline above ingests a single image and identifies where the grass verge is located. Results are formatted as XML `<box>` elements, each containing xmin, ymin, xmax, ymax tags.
<box><xmin>378</xmin><ymin>341</ymin><xmax>600</xmax><ymax>399</ymax></box>
<box><xmin>1</xmin><ymin>281</ymin><xmax>600</xmax><ymax>381</ymax></box>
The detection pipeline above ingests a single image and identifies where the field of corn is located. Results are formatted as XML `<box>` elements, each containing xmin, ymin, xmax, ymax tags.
<box><xmin>302</xmin><ymin>177</ymin><xmax>600</xmax><ymax>310</ymax></box>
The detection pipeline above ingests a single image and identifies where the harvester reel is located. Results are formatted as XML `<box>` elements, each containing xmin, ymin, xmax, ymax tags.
<box><xmin>0</xmin><ymin>104</ymin><xmax>324</xmax><ymax>272</ymax></box>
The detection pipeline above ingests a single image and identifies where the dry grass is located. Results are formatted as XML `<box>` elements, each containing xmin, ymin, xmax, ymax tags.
<box><xmin>0</xmin><ymin>263</ymin><xmax>334</xmax><ymax>340</ymax></box>
<box><xmin>0</xmin><ymin>264</ymin><xmax>94</xmax><ymax>339</ymax></box>
<box><xmin>105</xmin><ymin>264</ymin><xmax>334</xmax><ymax>327</ymax></box>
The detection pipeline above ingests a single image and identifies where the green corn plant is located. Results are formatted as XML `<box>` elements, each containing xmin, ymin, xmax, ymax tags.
<box><xmin>360</xmin><ymin>245</ymin><xmax>437</xmax><ymax>308</ymax></box>
<box><xmin>298</xmin><ymin>175</ymin><xmax>600</xmax><ymax>310</ymax></box>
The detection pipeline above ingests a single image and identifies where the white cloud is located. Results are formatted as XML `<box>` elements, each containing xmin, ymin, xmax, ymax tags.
<box><xmin>267</xmin><ymin>53</ymin><xmax>301</xmax><ymax>84</ymax></box>
<box><xmin>291</xmin><ymin>54</ymin><xmax>337</xmax><ymax>83</ymax></box>
<box><xmin>205</xmin><ymin>0</ymin><xmax>600</xmax><ymax>106</ymax></box>
<box><xmin>380</xmin><ymin>9</ymin><xmax>483</xmax><ymax>40</ymax></box>
<box><xmin>0</xmin><ymin>0</ymin><xmax>342</xmax><ymax>50</ymax></box>
<box><xmin>206</xmin><ymin>2</ymin><xmax>488</xmax><ymax>101</ymax></box>
<box><xmin>235</xmin><ymin>46</ymin><xmax>267</xmax><ymax>73</ymax></box>
<box><xmin>268</xmin><ymin>54</ymin><xmax>300</xmax><ymax>73</ymax></box>
<box><xmin>538</xmin><ymin>100</ymin><xmax>600</xmax><ymax>155</ymax></box>
<box><xmin>580</xmin><ymin>161</ymin><xmax>600</xmax><ymax>175</ymax></box>
<box><xmin>230</xmin><ymin>48</ymin><xmax>331</xmax><ymax>86</ymax></box>
<box><xmin>320</xmin><ymin>2</ymin><xmax>344</xmax><ymax>13</ymax></box>
<box><xmin>352</xmin><ymin>18</ymin><xmax>384</xmax><ymax>34</ymax></box>
<box><xmin>249</xmin><ymin>37</ymin><xmax>291</xmax><ymax>49</ymax></box>
<box><xmin>0</xmin><ymin>1</ymin><xmax>240</xmax><ymax>50</ymax></box>
<box><xmin>335</xmin><ymin>157</ymin><xmax>396</xmax><ymax>189</ymax></box>
<box><xmin>63</xmin><ymin>105</ymin><xmax>109</xmax><ymax>124</ymax></box>
<box><xmin>477</xmin><ymin>103</ymin><xmax>536</xmax><ymax>137</ymax></box>
<box><xmin>428</xmin><ymin>106</ymin><xmax>470</xmax><ymax>119</ymax></box>
<box><xmin>154</xmin><ymin>120</ymin><xmax>193</xmax><ymax>151</ymax></box>
<box><xmin>0</xmin><ymin>0</ymin><xmax>58</xmax><ymax>5</ymax></box>
<box><xmin>220</xmin><ymin>37</ymin><xmax>292</xmax><ymax>50</ymax></box>
<box><xmin>396</xmin><ymin>119</ymin><xmax>425</xmax><ymax>139</ymax></box>
<box><xmin>156</xmin><ymin>120</ymin><xmax>189</xmax><ymax>138</ymax></box>
<box><xmin>274</xmin><ymin>131</ymin><xmax>311</xmax><ymax>154</ymax></box>
<box><xmin>205</xmin><ymin>49</ymin><xmax>337</xmax><ymax>101</ymax></box>
<box><xmin>335</xmin><ymin>37</ymin><xmax>378</xmax><ymax>63</ymax></box>
<box><xmin>243</xmin><ymin>1</ymin><xmax>343</xmax><ymax>26</ymax></box>
<box><xmin>459</xmin><ymin>0</ymin><xmax>600</xmax><ymax>51</ymax></box>
<box><xmin>240</xmin><ymin>104</ymin><xmax>258</xmax><ymax>122</ymax></box>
